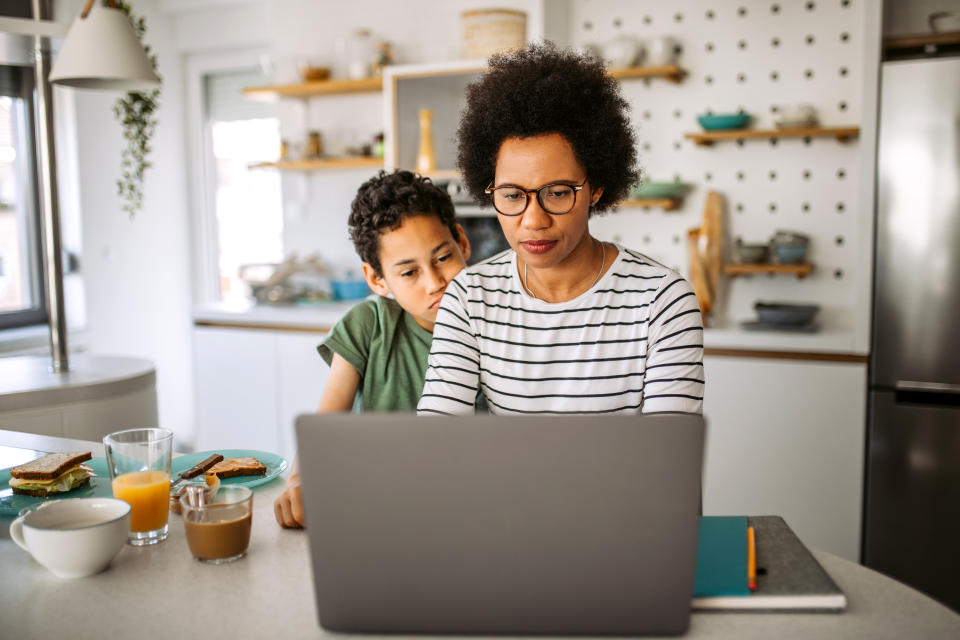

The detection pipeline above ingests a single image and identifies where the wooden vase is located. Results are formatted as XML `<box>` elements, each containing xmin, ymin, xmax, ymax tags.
<box><xmin>416</xmin><ymin>108</ymin><xmax>436</xmax><ymax>174</ymax></box>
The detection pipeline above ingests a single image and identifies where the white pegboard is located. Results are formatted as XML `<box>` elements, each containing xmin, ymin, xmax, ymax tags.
<box><xmin>575</xmin><ymin>0</ymin><xmax>871</xmax><ymax>336</ymax></box>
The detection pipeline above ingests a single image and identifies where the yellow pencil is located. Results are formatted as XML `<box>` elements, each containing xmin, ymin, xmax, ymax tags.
<box><xmin>747</xmin><ymin>525</ymin><xmax>757</xmax><ymax>591</ymax></box>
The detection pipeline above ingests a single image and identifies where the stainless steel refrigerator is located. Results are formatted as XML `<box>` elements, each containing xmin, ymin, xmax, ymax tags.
<box><xmin>865</xmin><ymin>55</ymin><xmax>960</xmax><ymax>612</ymax></box>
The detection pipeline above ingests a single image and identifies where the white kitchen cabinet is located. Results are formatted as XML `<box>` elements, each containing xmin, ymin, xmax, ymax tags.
<box><xmin>275</xmin><ymin>331</ymin><xmax>330</xmax><ymax>463</ymax></box>
<box><xmin>702</xmin><ymin>355</ymin><xmax>867</xmax><ymax>562</ymax></box>
<box><xmin>192</xmin><ymin>327</ymin><xmax>279</xmax><ymax>454</ymax></box>
<box><xmin>192</xmin><ymin>326</ymin><xmax>329</xmax><ymax>461</ymax></box>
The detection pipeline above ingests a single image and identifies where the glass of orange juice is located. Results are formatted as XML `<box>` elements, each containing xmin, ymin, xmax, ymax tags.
<box><xmin>103</xmin><ymin>428</ymin><xmax>174</xmax><ymax>546</ymax></box>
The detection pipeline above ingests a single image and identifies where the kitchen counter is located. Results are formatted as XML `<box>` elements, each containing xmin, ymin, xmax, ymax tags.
<box><xmin>702</xmin><ymin>320</ymin><xmax>866</xmax><ymax>358</ymax></box>
<box><xmin>195</xmin><ymin>300</ymin><xmax>867</xmax><ymax>358</ymax></box>
<box><xmin>3</xmin><ymin>429</ymin><xmax>959</xmax><ymax>639</ymax></box>
<box><xmin>0</xmin><ymin>355</ymin><xmax>158</xmax><ymax>442</ymax></box>
<box><xmin>194</xmin><ymin>300</ymin><xmax>358</xmax><ymax>332</ymax></box>
<box><xmin>0</xmin><ymin>353</ymin><xmax>155</xmax><ymax>411</ymax></box>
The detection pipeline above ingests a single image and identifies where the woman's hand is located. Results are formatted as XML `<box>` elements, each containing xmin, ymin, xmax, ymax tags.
<box><xmin>274</xmin><ymin>473</ymin><xmax>305</xmax><ymax>528</ymax></box>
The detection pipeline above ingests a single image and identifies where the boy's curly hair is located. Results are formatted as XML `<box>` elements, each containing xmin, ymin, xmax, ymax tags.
<box><xmin>457</xmin><ymin>42</ymin><xmax>639</xmax><ymax>214</ymax></box>
<box><xmin>349</xmin><ymin>170</ymin><xmax>458</xmax><ymax>276</ymax></box>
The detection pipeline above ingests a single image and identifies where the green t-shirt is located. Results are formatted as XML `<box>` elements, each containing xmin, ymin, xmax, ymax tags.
<box><xmin>318</xmin><ymin>295</ymin><xmax>432</xmax><ymax>411</ymax></box>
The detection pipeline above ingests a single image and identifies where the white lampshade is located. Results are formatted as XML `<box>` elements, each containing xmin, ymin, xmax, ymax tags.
<box><xmin>49</xmin><ymin>5</ymin><xmax>160</xmax><ymax>91</ymax></box>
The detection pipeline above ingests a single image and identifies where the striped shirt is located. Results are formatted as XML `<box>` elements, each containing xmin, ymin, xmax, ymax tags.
<box><xmin>417</xmin><ymin>245</ymin><xmax>704</xmax><ymax>415</ymax></box>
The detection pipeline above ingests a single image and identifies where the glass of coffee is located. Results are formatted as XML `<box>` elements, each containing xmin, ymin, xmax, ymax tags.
<box><xmin>180</xmin><ymin>485</ymin><xmax>253</xmax><ymax>564</ymax></box>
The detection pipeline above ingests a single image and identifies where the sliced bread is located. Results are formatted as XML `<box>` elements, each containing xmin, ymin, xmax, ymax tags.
<box><xmin>9</xmin><ymin>451</ymin><xmax>93</xmax><ymax>480</ymax></box>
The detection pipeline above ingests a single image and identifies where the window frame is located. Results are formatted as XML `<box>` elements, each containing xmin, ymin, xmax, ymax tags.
<box><xmin>183</xmin><ymin>49</ymin><xmax>272</xmax><ymax>306</ymax></box>
<box><xmin>0</xmin><ymin>62</ymin><xmax>47</xmax><ymax>330</ymax></box>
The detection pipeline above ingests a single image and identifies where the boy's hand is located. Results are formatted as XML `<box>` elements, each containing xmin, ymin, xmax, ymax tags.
<box><xmin>275</xmin><ymin>353</ymin><xmax>359</xmax><ymax>529</ymax></box>
<box><xmin>274</xmin><ymin>475</ymin><xmax>305</xmax><ymax>528</ymax></box>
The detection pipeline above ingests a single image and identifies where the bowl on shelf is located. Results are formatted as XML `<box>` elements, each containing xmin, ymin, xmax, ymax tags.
<box><xmin>754</xmin><ymin>302</ymin><xmax>820</xmax><ymax>327</ymax></box>
<box><xmin>629</xmin><ymin>181</ymin><xmax>690</xmax><ymax>200</ymax></box>
<box><xmin>697</xmin><ymin>112</ymin><xmax>751</xmax><ymax>131</ymax></box>
<box><xmin>331</xmin><ymin>280</ymin><xmax>370</xmax><ymax>301</ymax></box>
<box><xmin>772</xmin><ymin>245</ymin><xmax>809</xmax><ymax>264</ymax></box>
<box><xmin>774</xmin><ymin>104</ymin><xmax>818</xmax><ymax>129</ymax></box>
<box><xmin>770</xmin><ymin>230</ymin><xmax>810</xmax><ymax>247</ymax></box>
<box><xmin>769</xmin><ymin>230</ymin><xmax>810</xmax><ymax>264</ymax></box>
<box><xmin>734</xmin><ymin>240</ymin><xmax>769</xmax><ymax>264</ymax></box>
<box><xmin>298</xmin><ymin>65</ymin><xmax>331</xmax><ymax>82</ymax></box>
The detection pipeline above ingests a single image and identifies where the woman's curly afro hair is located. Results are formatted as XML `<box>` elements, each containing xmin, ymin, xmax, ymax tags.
<box><xmin>349</xmin><ymin>170</ymin><xmax>458</xmax><ymax>276</ymax></box>
<box><xmin>457</xmin><ymin>42</ymin><xmax>639</xmax><ymax>214</ymax></box>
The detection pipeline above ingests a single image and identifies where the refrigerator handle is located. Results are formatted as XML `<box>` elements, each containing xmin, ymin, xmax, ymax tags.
<box><xmin>895</xmin><ymin>381</ymin><xmax>960</xmax><ymax>395</ymax></box>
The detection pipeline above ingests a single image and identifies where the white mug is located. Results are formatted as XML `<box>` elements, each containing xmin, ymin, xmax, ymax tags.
<box><xmin>648</xmin><ymin>36</ymin><xmax>679</xmax><ymax>66</ymax></box>
<box><xmin>10</xmin><ymin>498</ymin><xmax>131</xmax><ymax>578</ymax></box>
<box><xmin>602</xmin><ymin>34</ymin><xmax>642</xmax><ymax>69</ymax></box>
<box><xmin>779</xmin><ymin>104</ymin><xmax>818</xmax><ymax>124</ymax></box>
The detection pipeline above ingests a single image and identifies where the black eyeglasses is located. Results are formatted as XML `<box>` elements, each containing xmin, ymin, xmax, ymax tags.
<box><xmin>484</xmin><ymin>180</ymin><xmax>587</xmax><ymax>216</ymax></box>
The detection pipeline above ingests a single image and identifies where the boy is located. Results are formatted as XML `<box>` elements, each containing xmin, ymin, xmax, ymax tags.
<box><xmin>274</xmin><ymin>170</ymin><xmax>470</xmax><ymax>528</ymax></box>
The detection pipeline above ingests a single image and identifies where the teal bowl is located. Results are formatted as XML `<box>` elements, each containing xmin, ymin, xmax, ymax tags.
<box><xmin>331</xmin><ymin>280</ymin><xmax>370</xmax><ymax>300</ymax></box>
<box><xmin>629</xmin><ymin>181</ymin><xmax>690</xmax><ymax>199</ymax></box>
<box><xmin>697</xmin><ymin>113</ymin><xmax>751</xmax><ymax>131</ymax></box>
<box><xmin>772</xmin><ymin>245</ymin><xmax>809</xmax><ymax>264</ymax></box>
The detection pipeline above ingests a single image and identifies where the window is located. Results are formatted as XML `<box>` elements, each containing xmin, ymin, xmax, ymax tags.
<box><xmin>0</xmin><ymin>64</ymin><xmax>45</xmax><ymax>329</ymax></box>
<box><xmin>203</xmin><ymin>70</ymin><xmax>282</xmax><ymax>303</ymax></box>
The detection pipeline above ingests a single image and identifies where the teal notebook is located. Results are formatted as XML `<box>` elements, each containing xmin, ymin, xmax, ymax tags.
<box><xmin>692</xmin><ymin>515</ymin><xmax>847</xmax><ymax>611</ymax></box>
<box><xmin>693</xmin><ymin>516</ymin><xmax>751</xmax><ymax>598</ymax></box>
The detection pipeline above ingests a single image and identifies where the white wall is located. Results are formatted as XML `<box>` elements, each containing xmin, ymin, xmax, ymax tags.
<box><xmin>61</xmin><ymin>0</ymin><xmax>194</xmax><ymax>440</ymax></box>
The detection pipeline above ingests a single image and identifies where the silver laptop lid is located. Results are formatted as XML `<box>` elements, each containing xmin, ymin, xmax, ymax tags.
<box><xmin>296</xmin><ymin>413</ymin><xmax>705</xmax><ymax>636</ymax></box>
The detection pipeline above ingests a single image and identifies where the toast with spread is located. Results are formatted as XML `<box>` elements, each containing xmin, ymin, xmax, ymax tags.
<box><xmin>205</xmin><ymin>457</ymin><xmax>267</xmax><ymax>479</ymax></box>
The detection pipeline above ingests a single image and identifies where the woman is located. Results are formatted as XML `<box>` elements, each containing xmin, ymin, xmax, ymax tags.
<box><xmin>417</xmin><ymin>44</ymin><xmax>703</xmax><ymax>415</ymax></box>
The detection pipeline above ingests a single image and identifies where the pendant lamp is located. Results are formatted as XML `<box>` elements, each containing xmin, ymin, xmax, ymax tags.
<box><xmin>49</xmin><ymin>0</ymin><xmax>160</xmax><ymax>91</ymax></box>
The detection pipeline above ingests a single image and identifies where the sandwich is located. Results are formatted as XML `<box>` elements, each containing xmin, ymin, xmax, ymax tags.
<box><xmin>8</xmin><ymin>452</ymin><xmax>95</xmax><ymax>497</ymax></box>
<box><xmin>205</xmin><ymin>457</ymin><xmax>267</xmax><ymax>479</ymax></box>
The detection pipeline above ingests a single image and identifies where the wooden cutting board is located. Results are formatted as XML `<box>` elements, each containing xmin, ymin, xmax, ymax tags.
<box><xmin>687</xmin><ymin>192</ymin><xmax>725</xmax><ymax>325</ymax></box>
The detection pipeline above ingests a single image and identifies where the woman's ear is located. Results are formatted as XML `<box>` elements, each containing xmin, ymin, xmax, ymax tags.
<box><xmin>590</xmin><ymin>185</ymin><xmax>604</xmax><ymax>206</ymax></box>
<box><xmin>361</xmin><ymin>262</ymin><xmax>390</xmax><ymax>297</ymax></box>
<box><xmin>456</xmin><ymin>224</ymin><xmax>471</xmax><ymax>262</ymax></box>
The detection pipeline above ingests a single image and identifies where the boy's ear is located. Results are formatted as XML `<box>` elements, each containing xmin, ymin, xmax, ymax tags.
<box><xmin>455</xmin><ymin>224</ymin><xmax>471</xmax><ymax>262</ymax></box>
<box><xmin>361</xmin><ymin>262</ymin><xmax>390</xmax><ymax>297</ymax></box>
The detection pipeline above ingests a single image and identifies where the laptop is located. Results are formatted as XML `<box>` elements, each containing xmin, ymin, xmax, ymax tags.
<box><xmin>296</xmin><ymin>413</ymin><xmax>705</xmax><ymax>636</ymax></box>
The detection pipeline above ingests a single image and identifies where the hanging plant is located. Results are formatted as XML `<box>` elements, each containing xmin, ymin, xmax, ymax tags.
<box><xmin>111</xmin><ymin>0</ymin><xmax>162</xmax><ymax>218</ymax></box>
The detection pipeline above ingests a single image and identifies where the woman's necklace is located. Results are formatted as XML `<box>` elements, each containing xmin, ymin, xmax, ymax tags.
<box><xmin>522</xmin><ymin>239</ymin><xmax>606</xmax><ymax>301</ymax></box>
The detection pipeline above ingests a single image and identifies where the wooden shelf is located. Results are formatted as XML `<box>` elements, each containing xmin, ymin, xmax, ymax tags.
<box><xmin>884</xmin><ymin>30</ymin><xmax>960</xmax><ymax>50</ymax></box>
<box><xmin>685</xmin><ymin>126</ymin><xmax>859</xmax><ymax>146</ymax></box>
<box><xmin>243</xmin><ymin>77</ymin><xmax>383</xmax><ymax>99</ymax></box>
<box><xmin>609</xmin><ymin>65</ymin><xmax>686</xmax><ymax>83</ymax></box>
<box><xmin>619</xmin><ymin>198</ymin><xmax>682</xmax><ymax>211</ymax></box>
<box><xmin>724</xmin><ymin>263</ymin><xmax>814</xmax><ymax>279</ymax></box>
<box><xmin>249</xmin><ymin>157</ymin><xmax>384</xmax><ymax>171</ymax></box>
<box><xmin>421</xmin><ymin>169</ymin><xmax>462</xmax><ymax>180</ymax></box>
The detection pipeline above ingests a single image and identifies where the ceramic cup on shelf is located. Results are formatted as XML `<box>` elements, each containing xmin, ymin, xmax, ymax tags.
<box><xmin>576</xmin><ymin>42</ymin><xmax>603</xmax><ymax>61</ymax></box>
<box><xmin>647</xmin><ymin>36</ymin><xmax>679</xmax><ymax>67</ymax></box>
<box><xmin>602</xmin><ymin>34</ymin><xmax>642</xmax><ymax>69</ymax></box>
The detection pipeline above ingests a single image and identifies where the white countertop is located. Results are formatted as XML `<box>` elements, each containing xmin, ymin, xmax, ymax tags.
<box><xmin>194</xmin><ymin>300</ymin><xmax>358</xmax><ymax>331</ymax></box>
<box><xmin>702</xmin><ymin>320</ymin><xmax>865</xmax><ymax>355</ymax></box>
<box><xmin>195</xmin><ymin>300</ymin><xmax>866</xmax><ymax>355</ymax></box>
<box><xmin>0</xmin><ymin>354</ymin><xmax>156</xmax><ymax>412</ymax></box>
<box><xmin>3</xmin><ymin>429</ymin><xmax>959</xmax><ymax>639</ymax></box>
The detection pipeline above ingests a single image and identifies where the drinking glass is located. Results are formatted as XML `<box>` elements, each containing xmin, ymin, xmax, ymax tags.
<box><xmin>180</xmin><ymin>485</ymin><xmax>254</xmax><ymax>564</ymax></box>
<box><xmin>103</xmin><ymin>428</ymin><xmax>174</xmax><ymax>546</ymax></box>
